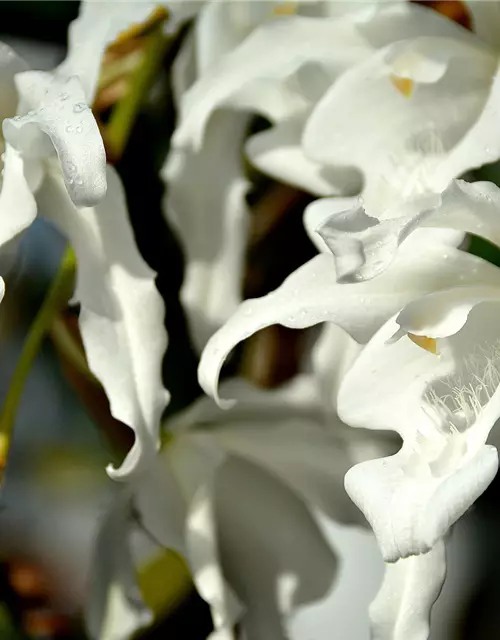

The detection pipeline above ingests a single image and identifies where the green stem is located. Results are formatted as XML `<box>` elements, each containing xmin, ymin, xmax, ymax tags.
<box><xmin>0</xmin><ymin>246</ymin><xmax>76</xmax><ymax>475</ymax></box>
<box><xmin>106</xmin><ymin>15</ymin><xmax>169</xmax><ymax>160</ymax></box>
<box><xmin>50</xmin><ymin>315</ymin><xmax>96</xmax><ymax>383</ymax></box>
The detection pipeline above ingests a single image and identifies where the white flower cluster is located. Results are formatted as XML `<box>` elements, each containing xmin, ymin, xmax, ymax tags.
<box><xmin>5</xmin><ymin>1</ymin><xmax>500</xmax><ymax>639</ymax></box>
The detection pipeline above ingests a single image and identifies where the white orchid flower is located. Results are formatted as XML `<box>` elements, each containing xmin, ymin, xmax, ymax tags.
<box><xmin>165</xmin><ymin>0</ymin><xmax>460</xmax><ymax>350</ymax></box>
<box><xmin>302</xmin><ymin>179</ymin><xmax>500</xmax><ymax>638</ymax></box>
<box><xmin>197</xmin><ymin>188</ymin><xmax>467</xmax><ymax>407</ymax></box>
<box><xmin>0</xmin><ymin>7</ymin><xmax>170</xmax><ymax>478</ymax></box>
<box><xmin>86</xmin><ymin>375</ymin><xmax>387</xmax><ymax>640</ymax></box>
<box><xmin>303</xmin><ymin>1</ymin><xmax>500</xmax><ymax>215</ymax></box>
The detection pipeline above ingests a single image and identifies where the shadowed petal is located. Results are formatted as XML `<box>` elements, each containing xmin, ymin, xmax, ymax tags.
<box><xmin>37</xmin><ymin>166</ymin><xmax>169</xmax><ymax>479</ymax></box>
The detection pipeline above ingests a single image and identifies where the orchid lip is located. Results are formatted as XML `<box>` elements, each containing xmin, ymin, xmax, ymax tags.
<box><xmin>413</xmin><ymin>341</ymin><xmax>500</xmax><ymax>476</ymax></box>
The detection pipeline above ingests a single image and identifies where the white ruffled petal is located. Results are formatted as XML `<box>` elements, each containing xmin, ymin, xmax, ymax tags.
<box><xmin>310</xmin><ymin>179</ymin><xmax>500</xmax><ymax>283</ymax></box>
<box><xmin>37</xmin><ymin>165</ymin><xmax>169</xmax><ymax>479</ymax></box>
<box><xmin>303</xmin><ymin>36</ymin><xmax>495</xmax><ymax>214</ymax></box>
<box><xmin>174</xmin><ymin>14</ymin><xmax>370</xmax><ymax>150</ymax></box>
<box><xmin>344</xmin><ymin>444</ymin><xmax>498</xmax><ymax>561</ymax></box>
<box><xmin>85</xmin><ymin>492</ymin><xmax>153</xmax><ymax>640</ymax></box>
<box><xmin>185</xmin><ymin>468</ymin><xmax>242</xmax><ymax>633</ymax></box>
<box><xmin>5</xmin><ymin>72</ymin><xmax>106</xmax><ymax>206</ymax></box>
<box><xmin>0</xmin><ymin>144</ymin><xmax>37</xmax><ymax>246</ymax></box>
<box><xmin>246</xmin><ymin>113</ymin><xmax>360</xmax><ymax>196</ymax></box>
<box><xmin>0</xmin><ymin>42</ymin><xmax>28</xmax><ymax>119</ymax></box>
<box><xmin>214</xmin><ymin>456</ymin><xmax>338</xmax><ymax>640</ymax></box>
<box><xmin>198</xmin><ymin>243</ymin><xmax>487</xmax><ymax>406</ymax></box>
<box><xmin>163</xmin><ymin>111</ymin><xmax>250</xmax><ymax>351</ymax></box>
<box><xmin>370</xmin><ymin>542</ymin><xmax>446</xmax><ymax>640</ymax></box>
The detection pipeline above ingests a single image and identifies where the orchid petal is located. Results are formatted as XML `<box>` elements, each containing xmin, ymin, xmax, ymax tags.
<box><xmin>310</xmin><ymin>179</ymin><xmax>500</xmax><ymax>283</ymax></box>
<box><xmin>303</xmin><ymin>195</ymin><xmax>359</xmax><ymax>252</ymax></box>
<box><xmin>338</xmin><ymin>316</ymin><xmax>455</xmax><ymax>437</ymax></box>
<box><xmin>132</xmin><ymin>456</ymin><xmax>187</xmax><ymax>555</ymax></box>
<box><xmin>312</xmin><ymin>194</ymin><xmax>441</xmax><ymax>282</ymax></box>
<box><xmin>0</xmin><ymin>42</ymin><xmax>28</xmax><ymax>119</ymax></box>
<box><xmin>303</xmin><ymin>37</ymin><xmax>496</xmax><ymax>215</ymax></box>
<box><xmin>198</xmin><ymin>244</ymin><xmax>487</xmax><ymax>405</ymax></box>
<box><xmin>214</xmin><ymin>456</ymin><xmax>337</xmax><ymax>640</ymax></box>
<box><xmin>196</xmin><ymin>377</ymin><xmax>359</xmax><ymax>523</ymax></box>
<box><xmin>85</xmin><ymin>492</ymin><xmax>153</xmax><ymax>640</ymax></box>
<box><xmin>174</xmin><ymin>15</ymin><xmax>369</xmax><ymax>150</ymax></box>
<box><xmin>310</xmin><ymin>323</ymin><xmax>362</xmax><ymax>412</ymax></box>
<box><xmin>0</xmin><ymin>144</ymin><xmax>37</xmax><ymax>246</ymax></box>
<box><xmin>163</xmin><ymin>111</ymin><xmax>250</xmax><ymax>351</ymax></box>
<box><xmin>185</xmin><ymin>464</ymin><xmax>242</xmax><ymax>633</ymax></box>
<box><xmin>288</xmin><ymin>515</ymin><xmax>383</xmax><ymax>640</ymax></box>
<box><xmin>340</xmin><ymin>296</ymin><xmax>500</xmax><ymax>440</ymax></box>
<box><xmin>37</xmin><ymin>166</ymin><xmax>169</xmax><ymax>479</ymax></box>
<box><xmin>370</xmin><ymin>542</ymin><xmax>446</xmax><ymax>640</ymax></box>
<box><xmin>345</xmin><ymin>443</ymin><xmax>498</xmax><ymax>561</ymax></box>
<box><xmin>396</xmin><ymin>288</ymin><xmax>500</xmax><ymax>340</ymax></box>
<box><xmin>246</xmin><ymin>114</ymin><xmax>360</xmax><ymax>196</ymax></box>
<box><xmin>4</xmin><ymin>72</ymin><xmax>106</xmax><ymax>206</ymax></box>
<box><xmin>194</xmin><ymin>1</ymin><xmax>274</xmax><ymax>74</ymax></box>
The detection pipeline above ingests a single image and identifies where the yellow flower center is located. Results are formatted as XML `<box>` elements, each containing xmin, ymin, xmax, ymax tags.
<box><xmin>408</xmin><ymin>333</ymin><xmax>438</xmax><ymax>354</ymax></box>
<box><xmin>390</xmin><ymin>74</ymin><xmax>414</xmax><ymax>98</ymax></box>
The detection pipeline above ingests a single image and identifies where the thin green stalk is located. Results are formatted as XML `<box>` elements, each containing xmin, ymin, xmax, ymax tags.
<box><xmin>0</xmin><ymin>246</ymin><xmax>76</xmax><ymax>476</ymax></box>
<box><xmin>106</xmin><ymin>13</ymin><xmax>169</xmax><ymax>160</ymax></box>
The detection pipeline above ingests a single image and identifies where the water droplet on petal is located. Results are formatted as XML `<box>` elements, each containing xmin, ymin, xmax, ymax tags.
<box><xmin>65</xmin><ymin>125</ymin><xmax>73</xmax><ymax>133</ymax></box>
<box><xmin>60</xmin><ymin>92</ymin><xmax>69</xmax><ymax>101</ymax></box>
<box><xmin>73</xmin><ymin>102</ymin><xmax>87</xmax><ymax>113</ymax></box>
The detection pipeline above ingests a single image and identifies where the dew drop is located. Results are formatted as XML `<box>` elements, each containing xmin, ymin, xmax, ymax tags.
<box><xmin>60</xmin><ymin>92</ymin><xmax>69</xmax><ymax>101</ymax></box>
<box><xmin>73</xmin><ymin>102</ymin><xmax>87</xmax><ymax>113</ymax></box>
<box><xmin>65</xmin><ymin>125</ymin><xmax>73</xmax><ymax>133</ymax></box>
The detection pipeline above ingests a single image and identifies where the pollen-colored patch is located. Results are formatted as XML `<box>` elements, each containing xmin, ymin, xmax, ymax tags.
<box><xmin>412</xmin><ymin>1</ymin><xmax>472</xmax><ymax>31</ymax></box>
<box><xmin>273</xmin><ymin>2</ymin><xmax>298</xmax><ymax>16</ymax></box>
<box><xmin>390</xmin><ymin>75</ymin><xmax>414</xmax><ymax>98</ymax></box>
<box><xmin>408</xmin><ymin>333</ymin><xmax>438</xmax><ymax>354</ymax></box>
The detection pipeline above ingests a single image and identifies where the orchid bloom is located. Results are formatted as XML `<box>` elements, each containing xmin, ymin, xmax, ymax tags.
<box><xmin>290</xmin><ymin>177</ymin><xmax>500</xmax><ymax>637</ymax></box>
<box><xmin>163</xmin><ymin>0</ymin><xmax>335</xmax><ymax>350</ymax></box>
<box><xmin>196</xmin><ymin>172</ymin><xmax>500</xmax><ymax>638</ymax></box>
<box><xmin>197</xmin><ymin>186</ymin><xmax>467</xmax><ymax>407</ymax></box>
<box><xmin>86</xmin><ymin>375</ymin><xmax>386</xmax><ymax>640</ymax></box>
<box><xmin>0</xmin><ymin>6</ymin><xmax>172</xmax><ymax>478</ymax></box>
<box><xmin>165</xmin><ymin>0</ymin><xmax>466</xmax><ymax>350</ymax></box>
<box><xmin>303</xmin><ymin>1</ymin><xmax>500</xmax><ymax>215</ymax></box>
